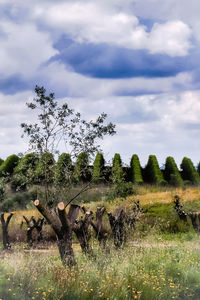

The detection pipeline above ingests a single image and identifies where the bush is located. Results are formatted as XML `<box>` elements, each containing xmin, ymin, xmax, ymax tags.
<box><xmin>130</xmin><ymin>154</ymin><xmax>143</xmax><ymax>184</ymax></box>
<box><xmin>144</xmin><ymin>155</ymin><xmax>164</xmax><ymax>184</ymax></box>
<box><xmin>0</xmin><ymin>190</ymin><xmax>37</xmax><ymax>212</ymax></box>
<box><xmin>11</xmin><ymin>153</ymin><xmax>39</xmax><ymax>191</ymax></box>
<box><xmin>35</xmin><ymin>152</ymin><xmax>55</xmax><ymax>184</ymax></box>
<box><xmin>73</xmin><ymin>152</ymin><xmax>91</xmax><ymax>183</ymax></box>
<box><xmin>180</xmin><ymin>157</ymin><xmax>200</xmax><ymax>185</ymax></box>
<box><xmin>111</xmin><ymin>153</ymin><xmax>124</xmax><ymax>184</ymax></box>
<box><xmin>92</xmin><ymin>153</ymin><xmax>105</xmax><ymax>183</ymax></box>
<box><xmin>0</xmin><ymin>154</ymin><xmax>19</xmax><ymax>177</ymax></box>
<box><xmin>55</xmin><ymin>153</ymin><xmax>73</xmax><ymax>185</ymax></box>
<box><xmin>0</xmin><ymin>158</ymin><xmax>4</xmax><ymax>166</ymax></box>
<box><xmin>164</xmin><ymin>156</ymin><xmax>183</xmax><ymax>186</ymax></box>
<box><xmin>106</xmin><ymin>181</ymin><xmax>135</xmax><ymax>201</ymax></box>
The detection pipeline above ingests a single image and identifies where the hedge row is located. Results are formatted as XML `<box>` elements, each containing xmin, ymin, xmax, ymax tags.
<box><xmin>0</xmin><ymin>153</ymin><xmax>200</xmax><ymax>189</ymax></box>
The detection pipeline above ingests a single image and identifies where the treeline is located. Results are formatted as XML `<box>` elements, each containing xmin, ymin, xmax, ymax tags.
<box><xmin>0</xmin><ymin>153</ymin><xmax>200</xmax><ymax>192</ymax></box>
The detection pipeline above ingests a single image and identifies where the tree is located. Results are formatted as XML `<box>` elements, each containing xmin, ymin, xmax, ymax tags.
<box><xmin>164</xmin><ymin>156</ymin><xmax>183</xmax><ymax>186</ymax></box>
<box><xmin>73</xmin><ymin>152</ymin><xmax>90</xmax><ymax>183</ymax></box>
<box><xmin>92</xmin><ymin>153</ymin><xmax>105</xmax><ymax>183</ymax></box>
<box><xmin>111</xmin><ymin>153</ymin><xmax>124</xmax><ymax>184</ymax></box>
<box><xmin>21</xmin><ymin>85</ymin><xmax>116</xmax><ymax>266</ymax></box>
<box><xmin>180</xmin><ymin>157</ymin><xmax>200</xmax><ymax>185</ymax></box>
<box><xmin>130</xmin><ymin>154</ymin><xmax>143</xmax><ymax>184</ymax></box>
<box><xmin>0</xmin><ymin>154</ymin><xmax>19</xmax><ymax>177</ymax></box>
<box><xmin>144</xmin><ymin>155</ymin><xmax>165</xmax><ymax>185</ymax></box>
<box><xmin>11</xmin><ymin>153</ymin><xmax>39</xmax><ymax>191</ymax></box>
<box><xmin>55</xmin><ymin>153</ymin><xmax>73</xmax><ymax>185</ymax></box>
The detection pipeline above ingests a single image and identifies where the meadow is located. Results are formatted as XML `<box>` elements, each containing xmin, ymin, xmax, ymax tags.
<box><xmin>1</xmin><ymin>185</ymin><xmax>200</xmax><ymax>300</ymax></box>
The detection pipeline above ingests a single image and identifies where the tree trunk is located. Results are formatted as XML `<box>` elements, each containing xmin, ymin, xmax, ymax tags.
<box><xmin>0</xmin><ymin>213</ymin><xmax>13</xmax><ymax>250</ymax></box>
<box><xmin>73</xmin><ymin>210</ymin><xmax>94</xmax><ymax>256</ymax></box>
<box><xmin>91</xmin><ymin>206</ymin><xmax>108</xmax><ymax>248</ymax></box>
<box><xmin>34</xmin><ymin>200</ymin><xmax>76</xmax><ymax>266</ymax></box>
<box><xmin>57</xmin><ymin>227</ymin><xmax>76</xmax><ymax>266</ymax></box>
<box><xmin>108</xmin><ymin>209</ymin><xmax>126</xmax><ymax>248</ymax></box>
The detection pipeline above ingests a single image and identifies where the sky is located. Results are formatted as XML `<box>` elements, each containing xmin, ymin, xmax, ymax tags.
<box><xmin>0</xmin><ymin>0</ymin><xmax>200</xmax><ymax>167</ymax></box>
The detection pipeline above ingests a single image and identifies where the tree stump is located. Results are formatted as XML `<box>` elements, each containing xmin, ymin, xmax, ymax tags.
<box><xmin>35</xmin><ymin>200</ymin><xmax>76</xmax><ymax>266</ymax></box>
<box><xmin>108</xmin><ymin>209</ymin><xmax>126</xmax><ymax>248</ymax></box>
<box><xmin>73</xmin><ymin>209</ymin><xmax>94</xmax><ymax>256</ymax></box>
<box><xmin>0</xmin><ymin>213</ymin><xmax>13</xmax><ymax>250</ymax></box>
<box><xmin>91</xmin><ymin>206</ymin><xmax>108</xmax><ymax>248</ymax></box>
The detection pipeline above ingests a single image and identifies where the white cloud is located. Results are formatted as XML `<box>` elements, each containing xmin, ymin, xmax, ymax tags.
<box><xmin>0</xmin><ymin>21</ymin><xmax>57</xmax><ymax>77</ymax></box>
<box><xmin>32</xmin><ymin>1</ymin><xmax>192</xmax><ymax>57</ymax></box>
<box><xmin>147</xmin><ymin>21</ymin><xmax>192</xmax><ymax>56</ymax></box>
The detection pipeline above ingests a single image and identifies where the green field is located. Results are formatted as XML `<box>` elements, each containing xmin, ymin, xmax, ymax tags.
<box><xmin>1</xmin><ymin>185</ymin><xmax>200</xmax><ymax>300</ymax></box>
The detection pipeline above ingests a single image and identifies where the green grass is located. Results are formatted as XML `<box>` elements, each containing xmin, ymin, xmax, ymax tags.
<box><xmin>1</xmin><ymin>185</ymin><xmax>200</xmax><ymax>299</ymax></box>
<box><xmin>1</xmin><ymin>238</ymin><xmax>200</xmax><ymax>300</ymax></box>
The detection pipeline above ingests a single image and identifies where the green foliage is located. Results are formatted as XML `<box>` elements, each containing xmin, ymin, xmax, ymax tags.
<box><xmin>0</xmin><ymin>154</ymin><xmax>19</xmax><ymax>177</ymax></box>
<box><xmin>130</xmin><ymin>154</ymin><xmax>143</xmax><ymax>184</ymax></box>
<box><xmin>92</xmin><ymin>153</ymin><xmax>105</xmax><ymax>183</ymax></box>
<box><xmin>35</xmin><ymin>152</ymin><xmax>55</xmax><ymax>184</ymax></box>
<box><xmin>164</xmin><ymin>156</ymin><xmax>183</xmax><ymax>186</ymax></box>
<box><xmin>21</xmin><ymin>86</ymin><xmax>116</xmax><ymax>205</ymax></box>
<box><xmin>55</xmin><ymin>153</ymin><xmax>72</xmax><ymax>185</ymax></box>
<box><xmin>106</xmin><ymin>181</ymin><xmax>135</xmax><ymax>201</ymax></box>
<box><xmin>111</xmin><ymin>153</ymin><xmax>124</xmax><ymax>184</ymax></box>
<box><xmin>144</xmin><ymin>155</ymin><xmax>165</xmax><ymax>185</ymax></box>
<box><xmin>73</xmin><ymin>152</ymin><xmax>90</xmax><ymax>183</ymax></box>
<box><xmin>0</xmin><ymin>158</ymin><xmax>4</xmax><ymax>166</ymax></box>
<box><xmin>180</xmin><ymin>157</ymin><xmax>200</xmax><ymax>184</ymax></box>
<box><xmin>0</xmin><ymin>177</ymin><xmax>6</xmax><ymax>202</ymax></box>
<box><xmin>11</xmin><ymin>153</ymin><xmax>39</xmax><ymax>191</ymax></box>
<box><xmin>0</xmin><ymin>190</ymin><xmax>37</xmax><ymax>212</ymax></box>
<box><xmin>197</xmin><ymin>161</ymin><xmax>200</xmax><ymax>176</ymax></box>
<box><xmin>21</xmin><ymin>86</ymin><xmax>116</xmax><ymax>158</ymax></box>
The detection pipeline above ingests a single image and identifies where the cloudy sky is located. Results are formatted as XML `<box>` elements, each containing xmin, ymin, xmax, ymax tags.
<box><xmin>0</xmin><ymin>0</ymin><xmax>200</xmax><ymax>167</ymax></box>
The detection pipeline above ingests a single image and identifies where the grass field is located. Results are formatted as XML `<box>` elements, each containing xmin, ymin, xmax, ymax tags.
<box><xmin>1</xmin><ymin>185</ymin><xmax>200</xmax><ymax>300</ymax></box>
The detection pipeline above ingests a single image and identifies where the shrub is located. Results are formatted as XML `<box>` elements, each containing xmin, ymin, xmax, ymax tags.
<box><xmin>106</xmin><ymin>181</ymin><xmax>135</xmax><ymax>201</ymax></box>
<box><xmin>35</xmin><ymin>152</ymin><xmax>55</xmax><ymax>184</ymax></box>
<box><xmin>111</xmin><ymin>153</ymin><xmax>124</xmax><ymax>184</ymax></box>
<box><xmin>0</xmin><ymin>190</ymin><xmax>37</xmax><ymax>212</ymax></box>
<box><xmin>197</xmin><ymin>161</ymin><xmax>200</xmax><ymax>176</ymax></box>
<box><xmin>73</xmin><ymin>152</ymin><xmax>90</xmax><ymax>183</ymax></box>
<box><xmin>144</xmin><ymin>155</ymin><xmax>165</xmax><ymax>184</ymax></box>
<box><xmin>92</xmin><ymin>153</ymin><xmax>105</xmax><ymax>183</ymax></box>
<box><xmin>0</xmin><ymin>154</ymin><xmax>19</xmax><ymax>177</ymax></box>
<box><xmin>180</xmin><ymin>157</ymin><xmax>200</xmax><ymax>185</ymax></box>
<box><xmin>130</xmin><ymin>154</ymin><xmax>143</xmax><ymax>184</ymax></box>
<box><xmin>0</xmin><ymin>158</ymin><xmax>4</xmax><ymax>166</ymax></box>
<box><xmin>11</xmin><ymin>153</ymin><xmax>39</xmax><ymax>191</ymax></box>
<box><xmin>55</xmin><ymin>153</ymin><xmax>73</xmax><ymax>185</ymax></box>
<box><xmin>164</xmin><ymin>156</ymin><xmax>183</xmax><ymax>186</ymax></box>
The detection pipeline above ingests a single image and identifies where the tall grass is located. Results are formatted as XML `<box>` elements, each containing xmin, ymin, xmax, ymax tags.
<box><xmin>1</xmin><ymin>237</ymin><xmax>200</xmax><ymax>300</ymax></box>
